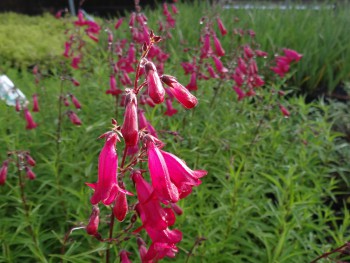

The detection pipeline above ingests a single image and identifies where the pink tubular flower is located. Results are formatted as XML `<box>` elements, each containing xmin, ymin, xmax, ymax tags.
<box><xmin>121</xmin><ymin>89</ymin><xmax>139</xmax><ymax>147</ymax></box>
<box><xmin>71</xmin><ymin>78</ymin><xmax>80</xmax><ymax>86</ymax></box>
<box><xmin>186</xmin><ymin>72</ymin><xmax>198</xmax><ymax>91</ymax></box>
<box><xmin>216</xmin><ymin>17</ymin><xmax>227</xmax><ymax>36</ymax></box>
<box><xmin>86</xmin><ymin>132</ymin><xmax>128</xmax><ymax>205</ymax></box>
<box><xmin>164</xmin><ymin>98</ymin><xmax>178</xmax><ymax>116</ymax></box>
<box><xmin>71</xmin><ymin>55</ymin><xmax>81</xmax><ymax>69</ymax></box>
<box><xmin>24</xmin><ymin>108</ymin><xmax>38</xmax><ymax>130</ymax></box>
<box><xmin>16</xmin><ymin>99</ymin><xmax>21</xmax><ymax>112</ymax></box>
<box><xmin>119</xmin><ymin>250</ymin><xmax>132</xmax><ymax>263</ymax></box>
<box><xmin>243</xmin><ymin>46</ymin><xmax>254</xmax><ymax>59</ymax></box>
<box><xmin>32</xmin><ymin>94</ymin><xmax>39</xmax><ymax>112</ymax></box>
<box><xmin>233</xmin><ymin>86</ymin><xmax>245</xmax><ymax>101</ymax></box>
<box><xmin>279</xmin><ymin>104</ymin><xmax>290</xmax><ymax>117</ymax></box>
<box><xmin>113</xmin><ymin>187</ymin><xmax>128</xmax><ymax>222</ymax></box>
<box><xmin>138</xmin><ymin>109</ymin><xmax>158</xmax><ymax>138</ymax></box>
<box><xmin>86</xmin><ymin>205</ymin><xmax>100</xmax><ymax>236</ymax></box>
<box><xmin>161</xmin><ymin>75</ymin><xmax>198</xmax><ymax>109</ymax></box>
<box><xmin>0</xmin><ymin>161</ymin><xmax>9</xmax><ymax>186</ymax></box>
<box><xmin>283</xmin><ymin>48</ymin><xmax>302</xmax><ymax>62</ymax></box>
<box><xmin>255</xmin><ymin>50</ymin><xmax>268</xmax><ymax>57</ymax></box>
<box><xmin>106</xmin><ymin>75</ymin><xmax>122</xmax><ymax>96</ymax></box>
<box><xmin>67</xmin><ymin>111</ymin><xmax>82</xmax><ymax>126</ymax></box>
<box><xmin>25</xmin><ymin>167</ymin><xmax>36</xmax><ymax>180</ymax></box>
<box><xmin>115</xmin><ymin>18</ymin><xmax>124</xmax><ymax>30</ymax></box>
<box><xmin>160</xmin><ymin>150</ymin><xmax>207</xmax><ymax>199</ymax></box>
<box><xmin>213</xmin><ymin>35</ymin><xmax>225</xmax><ymax>57</ymax></box>
<box><xmin>132</xmin><ymin>171</ymin><xmax>172</xmax><ymax>230</ymax></box>
<box><xmin>213</xmin><ymin>56</ymin><xmax>228</xmax><ymax>74</ymax></box>
<box><xmin>26</xmin><ymin>154</ymin><xmax>36</xmax><ymax>166</ymax></box>
<box><xmin>145</xmin><ymin>62</ymin><xmax>165</xmax><ymax>104</ymax></box>
<box><xmin>146</xmin><ymin>139</ymin><xmax>179</xmax><ymax>204</ymax></box>
<box><xmin>63</xmin><ymin>42</ymin><xmax>71</xmax><ymax>58</ymax></box>
<box><xmin>70</xmin><ymin>94</ymin><xmax>81</xmax><ymax>109</ymax></box>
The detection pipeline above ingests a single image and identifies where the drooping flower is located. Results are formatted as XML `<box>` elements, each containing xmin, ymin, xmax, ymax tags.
<box><xmin>67</xmin><ymin>111</ymin><xmax>82</xmax><ymax>126</ymax></box>
<box><xmin>86</xmin><ymin>132</ymin><xmax>131</xmax><ymax>205</ymax></box>
<box><xmin>164</xmin><ymin>98</ymin><xmax>178</xmax><ymax>116</ymax></box>
<box><xmin>113</xmin><ymin>186</ymin><xmax>128</xmax><ymax>222</ymax></box>
<box><xmin>115</xmin><ymin>18</ymin><xmax>124</xmax><ymax>30</ymax></box>
<box><xmin>160</xmin><ymin>150</ymin><xmax>207</xmax><ymax>199</ymax></box>
<box><xmin>121</xmin><ymin>89</ymin><xmax>139</xmax><ymax>147</ymax></box>
<box><xmin>86</xmin><ymin>205</ymin><xmax>100</xmax><ymax>236</ymax></box>
<box><xmin>216</xmin><ymin>17</ymin><xmax>227</xmax><ymax>36</ymax></box>
<box><xmin>213</xmin><ymin>35</ymin><xmax>225</xmax><ymax>57</ymax></box>
<box><xmin>63</xmin><ymin>42</ymin><xmax>71</xmax><ymax>58</ymax></box>
<box><xmin>25</xmin><ymin>154</ymin><xmax>36</xmax><ymax>166</ymax></box>
<box><xmin>283</xmin><ymin>48</ymin><xmax>302</xmax><ymax>62</ymax></box>
<box><xmin>161</xmin><ymin>75</ymin><xmax>198</xmax><ymax>109</ymax></box>
<box><xmin>106</xmin><ymin>75</ymin><xmax>123</xmax><ymax>96</ymax></box>
<box><xmin>233</xmin><ymin>86</ymin><xmax>245</xmax><ymax>101</ymax></box>
<box><xmin>138</xmin><ymin>109</ymin><xmax>158</xmax><ymax>138</ymax></box>
<box><xmin>145</xmin><ymin>62</ymin><xmax>165</xmax><ymax>104</ymax></box>
<box><xmin>186</xmin><ymin>72</ymin><xmax>198</xmax><ymax>91</ymax></box>
<box><xmin>279</xmin><ymin>104</ymin><xmax>290</xmax><ymax>117</ymax></box>
<box><xmin>25</xmin><ymin>167</ymin><xmax>36</xmax><ymax>180</ymax></box>
<box><xmin>24</xmin><ymin>108</ymin><xmax>38</xmax><ymax>130</ymax></box>
<box><xmin>0</xmin><ymin>161</ymin><xmax>9</xmax><ymax>186</ymax></box>
<box><xmin>70</xmin><ymin>94</ymin><xmax>82</xmax><ymax>109</ymax></box>
<box><xmin>119</xmin><ymin>250</ymin><xmax>132</xmax><ymax>263</ymax></box>
<box><xmin>146</xmin><ymin>139</ymin><xmax>179</xmax><ymax>203</ymax></box>
<box><xmin>213</xmin><ymin>56</ymin><xmax>228</xmax><ymax>74</ymax></box>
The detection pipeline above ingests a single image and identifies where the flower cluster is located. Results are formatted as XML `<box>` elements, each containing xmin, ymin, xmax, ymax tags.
<box><xmin>0</xmin><ymin>151</ymin><xmax>36</xmax><ymax>186</ymax></box>
<box><xmin>84</xmin><ymin>31</ymin><xmax>206</xmax><ymax>262</ymax></box>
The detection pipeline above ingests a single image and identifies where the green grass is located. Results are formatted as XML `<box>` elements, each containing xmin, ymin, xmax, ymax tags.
<box><xmin>1</xmin><ymin>1</ymin><xmax>350</xmax><ymax>263</ymax></box>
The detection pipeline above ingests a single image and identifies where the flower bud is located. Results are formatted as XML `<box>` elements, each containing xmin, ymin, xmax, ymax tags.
<box><xmin>86</xmin><ymin>206</ymin><xmax>100</xmax><ymax>236</ymax></box>
<box><xmin>113</xmin><ymin>184</ymin><xmax>128</xmax><ymax>222</ymax></box>
<box><xmin>25</xmin><ymin>167</ymin><xmax>36</xmax><ymax>180</ymax></box>
<box><xmin>67</xmin><ymin>111</ymin><xmax>82</xmax><ymax>126</ymax></box>
<box><xmin>70</xmin><ymin>94</ymin><xmax>82</xmax><ymax>109</ymax></box>
<box><xmin>24</xmin><ymin>108</ymin><xmax>38</xmax><ymax>130</ymax></box>
<box><xmin>26</xmin><ymin>154</ymin><xmax>36</xmax><ymax>166</ymax></box>
<box><xmin>0</xmin><ymin>161</ymin><xmax>9</xmax><ymax>186</ymax></box>
<box><xmin>145</xmin><ymin>62</ymin><xmax>165</xmax><ymax>104</ymax></box>
<box><xmin>119</xmin><ymin>250</ymin><xmax>132</xmax><ymax>263</ymax></box>
<box><xmin>121</xmin><ymin>90</ymin><xmax>139</xmax><ymax>147</ymax></box>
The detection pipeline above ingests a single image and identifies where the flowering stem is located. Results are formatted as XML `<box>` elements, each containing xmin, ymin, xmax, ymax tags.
<box><xmin>16</xmin><ymin>155</ymin><xmax>44</xmax><ymax>261</ymax></box>
<box><xmin>106</xmin><ymin>146</ymin><xmax>128</xmax><ymax>263</ymax></box>
<box><xmin>184</xmin><ymin>236</ymin><xmax>207</xmax><ymax>263</ymax></box>
<box><xmin>310</xmin><ymin>242</ymin><xmax>350</xmax><ymax>263</ymax></box>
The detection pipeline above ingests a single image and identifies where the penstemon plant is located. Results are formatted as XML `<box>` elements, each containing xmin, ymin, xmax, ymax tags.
<box><xmin>66</xmin><ymin>30</ymin><xmax>207</xmax><ymax>262</ymax></box>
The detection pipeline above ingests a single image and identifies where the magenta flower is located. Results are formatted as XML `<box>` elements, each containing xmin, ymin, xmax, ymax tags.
<box><xmin>213</xmin><ymin>35</ymin><xmax>225</xmax><ymax>57</ymax></box>
<box><xmin>233</xmin><ymin>86</ymin><xmax>245</xmax><ymax>101</ymax></box>
<box><xmin>145</xmin><ymin>62</ymin><xmax>165</xmax><ymax>104</ymax></box>
<box><xmin>119</xmin><ymin>251</ymin><xmax>132</xmax><ymax>263</ymax></box>
<box><xmin>71</xmin><ymin>55</ymin><xmax>81</xmax><ymax>69</ymax></box>
<box><xmin>213</xmin><ymin>56</ymin><xmax>228</xmax><ymax>75</ymax></box>
<box><xmin>86</xmin><ymin>206</ymin><xmax>100</xmax><ymax>236</ymax></box>
<box><xmin>63</xmin><ymin>42</ymin><xmax>71</xmax><ymax>58</ymax></box>
<box><xmin>121</xmin><ymin>89</ymin><xmax>139</xmax><ymax>147</ymax></box>
<box><xmin>132</xmin><ymin>171</ymin><xmax>172</xmax><ymax>230</ymax></box>
<box><xmin>25</xmin><ymin>154</ymin><xmax>36</xmax><ymax>166</ymax></box>
<box><xmin>164</xmin><ymin>98</ymin><xmax>178</xmax><ymax>116</ymax></box>
<box><xmin>216</xmin><ymin>17</ymin><xmax>227</xmax><ymax>36</ymax></box>
<box><xmin>160</xmin><ymin>150</ymin><xmax>207</xmax><ymax>199</ymax></box>
<box><xmin>114</xmin><ymin>18</ymin><xmax>124</xmax><ymax>30</ymax></box>
<box><xmin>25</xmin><ymin>167</ymin><xmax>36</xmax><ymax>180</ymax></box>
<box><xmin>32</xmin><ymin>94</ymin><xmax>39</xmax><ymax>112</ymax></box>
<box><xmin>283</xmin><ymin>48</ymin><xmax>302</xmax><ymax>62</ymax></box>
<box><xmin>146</xmin><ymin>139</ymin><xmax>179</xmax><ymax>203</ymax></box>
<box><xmin>186</xmin><ymin>72</ymin><xmax>198</xmax><ymax>91</ymax></box>
<box><xmin>244</xmin><ymin>46</ymin><xmax>254</xmax><ymax>59</ymax></box>
<box><xmin>24</xmin><ymin>108</ymin><xmax>38</xmax><ymax>130</ymax></box>
<box><xmin>113</xmin><ymin>188</ymin><xmax>128</xmax><ymax>222</ymax></box>
<box><xmin>0</xmin><ymin>161</ymin><xmax>8</xmax><ymax>186</ymax></box>
<box><xmin>71</xmin><ymin>78</ymin><xmax>80</xmax><ymax>86</ymax></box>
<box><xmin>67</xmin><ymin>111</ymin><xmax>82</xmax><ymax>126</ymax></box>
<box><xmin>161</xmin><ymin>75</ymin><xmax>198</xmax><ymax>109</ymax></box>
<box><xmin>86</xmin><ymin>132</ymin><xmax>128</xmax><ymax>205</ymax></box>
<box><xmin>255</xmin><ymin>50</ymin><xmax>268</xmax><ymax>57</ymax></box>
<box><xmin>106</xmin><ymin>75</ymin><xmax>123</xmax><ymax>96</ymax></box>
<box><xmin>279</xmin><ymin>104</ymin><xmax>290</xmax><ymax>117</ymax></box>
<box><xmin>138</xmin><ymin>109</ymin><xmax>158</xmax><ymax>138</ymax></box>
<box><xmin>70</xmin><ymin>94</ymin><xmax>81</xmax><ymax>109</ymax></box>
